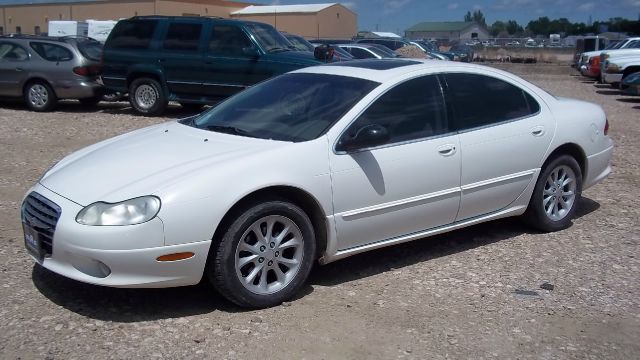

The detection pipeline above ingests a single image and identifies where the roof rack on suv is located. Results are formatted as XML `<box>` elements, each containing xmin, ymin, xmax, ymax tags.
<box><xmin>130</xmin><ymin>15</ymin><xmax>224</xmax><ymax>21</ymax></box>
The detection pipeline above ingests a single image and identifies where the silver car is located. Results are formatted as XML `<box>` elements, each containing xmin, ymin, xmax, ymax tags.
<box><xmin>0</xmin><ymin>35</ymin><xmax>104</xmax><ymax>111</ymax></box>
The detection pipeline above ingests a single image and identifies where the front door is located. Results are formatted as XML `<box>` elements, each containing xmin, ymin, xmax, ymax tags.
<box><xmin>442</xmin><ymin>72</ymin><xmax>554</xmax><ymax>221</ymax></box>
<box><xmin>329</xmin><ymin>75</ymin><xmax>461</xmax><ymax>251</ymax></box>
<box><xmin>202</xmin><ymin>24</ymin><xmax>266</xmax><ymax>98</ymax></box>
<box><xmin>0</xmin><ymin>41</ymin><xmax>30</xmax><ymax>96</ymax></box>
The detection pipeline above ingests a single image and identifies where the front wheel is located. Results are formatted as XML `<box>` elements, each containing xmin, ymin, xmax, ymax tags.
<box><xmin>129</xmin><ymin>77</ymin><xmax>167</xmax><ymax>116</ymax></box>
<box><xmin>524</xmin><ymin>155</ymin><xmax>582</xmax><ymax>232</ymax></box>
<box><xmin>209</xmin><ymin>200</ymin><xmax>316</xmax><ymax>308</ymax></box>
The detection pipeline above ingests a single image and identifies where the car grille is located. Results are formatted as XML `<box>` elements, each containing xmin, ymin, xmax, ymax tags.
<box><xmin>21</xmin><ymin>192</ymin><xmax>61</xmax><ymax>257</ymax></box>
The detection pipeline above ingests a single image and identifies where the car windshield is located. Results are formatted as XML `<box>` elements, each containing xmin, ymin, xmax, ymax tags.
<box><xmin>245</xmin><ymin>23</ymin><xmax>294</xmax><ymax>52</ymax></box>
<box><xmin>606</xmin><ymin>41</ymin><xmax>623</xmax><ymax>50</ymax></box>
<box><xmin>74</xmin><ymin>38</ymin><xmax>103</xmax><ymax>61</ymax></box>
<box><xmin>187</xmin><ymin>73</ymin><xmax>379</xmax><ymax>142</ymax></box>
<box><xmin>284</xmin><ymin>34</ymin><xmax>314</xmax><ymax>52</ymax></box>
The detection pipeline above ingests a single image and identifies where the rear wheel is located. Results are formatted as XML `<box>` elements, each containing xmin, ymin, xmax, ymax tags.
<box><xmin>24</xmin><ymin>81</ymin><xmax>57</xmax><ymax>112</ymax></box>
<box><xmin>524</xmin><ymin>155</ymin><xmax>582</xmax><ymax>232</ymax></box>
<box><xmin>129</xmin><ymin>77</ymin><xmax>167</xmax><ymax>116</ymax></box>
<box><xmin>209</xmin><ymin>200</ymin><xmax>316</xmax><ymax>308</ymax></box>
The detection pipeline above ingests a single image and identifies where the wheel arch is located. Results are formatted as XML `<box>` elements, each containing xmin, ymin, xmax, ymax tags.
<box><xmin>209</xmin><ymin>185</ymin><xmax>329</xmax><ymax>261</ymax></box>
<box><xmin>544</xmin><ymin>143</ymin><xmax>587</xmax><ymax>178</ymax></box>
<box><xmin>622</xmin><ymin>66</ymin><xmax>640</xmax><ymax>79</ymax></box>
<box><xmin>22</xmin><ymin>77</ymin><xmax>58</xmax><ymax>98</ymax></box>
<box><xmin>126</xmin><ymin>71</ymin><xmax>164</xmax><ymax>89</ymax></box>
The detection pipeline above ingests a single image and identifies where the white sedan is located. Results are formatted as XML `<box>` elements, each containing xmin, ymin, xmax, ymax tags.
<box><xmin>22</xmin><ymin>59</ymin><xmax>613</xmax><ymax>308</ymax></box>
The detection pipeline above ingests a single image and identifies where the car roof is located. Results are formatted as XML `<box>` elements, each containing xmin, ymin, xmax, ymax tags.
<box><xmin>293</xmin><ymin>59</ymin><xmax>523</xmax><ymax>84</ymax></box>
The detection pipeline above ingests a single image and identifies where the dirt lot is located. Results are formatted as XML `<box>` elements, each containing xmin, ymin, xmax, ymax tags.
<box><xmin>0</xmin><ymin>64</ymin><xmax>638</xmax><ymax>359</ymax></box>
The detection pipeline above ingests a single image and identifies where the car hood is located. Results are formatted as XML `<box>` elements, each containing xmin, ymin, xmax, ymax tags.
<box><xmin>40</xmin><ymin>121</ymin><xmax>284</xmax><ymax>205</ymax></box>
<box><xmin>603</xmin><ymin>48</ymin><xmax>640</xmax><ymax>59</ymax></box>
<box><xmin>264</xmin><ymin>50</ymin><xmax>324</xmax><ymax>65</ymax></box>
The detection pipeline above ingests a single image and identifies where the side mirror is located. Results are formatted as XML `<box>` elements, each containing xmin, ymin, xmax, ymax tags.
<box><xmin>242</xmin><ymin>46</ymin><xmax>259</xmax><ymax>58</ymax></box>
<box><xmin>336</xmin><ymin>124</ymin><xmax>389</xmax><ymax>153</ymax></box>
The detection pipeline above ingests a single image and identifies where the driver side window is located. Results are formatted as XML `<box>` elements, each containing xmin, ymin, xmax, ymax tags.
<box><xmin>343</xmin><ymin>75</ymin><xmax>449</xmax><ymax>146</ymax></box>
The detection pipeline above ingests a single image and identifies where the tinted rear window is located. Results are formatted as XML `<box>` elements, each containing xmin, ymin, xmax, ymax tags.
<box><xmin>30</xmin><ymin>42</ymin><xmax>73</xmax><ymax>61</ymax></box>
<box><xmin>106</xmin><ymin>20</ymin><xmax>157</xmax><ymax>49</ymax></box>
<box><xmin>444</xmin><ymin>73</ymin><xmax>540</xmax><ymax>131</ymax></box>
<box><xmin>164</xmin><ymin>22</ymin><xmax>202</xmax><ymax>51</ymax></box>
<box><xmin>75</xmin><ymin>39</ymin><xmax>102</xmax><ymax>61</ymax></box>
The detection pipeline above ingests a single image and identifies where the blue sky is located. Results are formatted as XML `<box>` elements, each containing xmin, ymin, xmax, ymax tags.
<box><xmin>250</xmin><ymin>0</ymin><xmax>640</xmax><ymax>33</ymax></box>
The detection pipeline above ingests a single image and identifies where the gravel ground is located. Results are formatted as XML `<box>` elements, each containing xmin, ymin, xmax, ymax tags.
<box><xmin>0</xmin><ymin>64</ymin><xmax>638</xmax><ymax>359</ymax></box>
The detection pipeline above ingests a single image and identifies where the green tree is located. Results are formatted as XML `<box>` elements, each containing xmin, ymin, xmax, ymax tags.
<box><xmin>489</xmin><ymin>20</ymin><xmax>506</xmax><ymax>37</ymax></box>
<box><xmin>464</xmin><ymin>9</ymin><xmax>486</xmax><ymax>27</ymax></box>
<box><xmin>506</xmin><ymin>20</ymin><xmax>523</xmax><ymax>35</ymax></box>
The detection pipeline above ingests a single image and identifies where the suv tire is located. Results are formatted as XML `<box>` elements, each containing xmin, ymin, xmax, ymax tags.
<box><xmin>24</xmin><ymin>81</ymin><xmax>57</xmax><ymax>112</ymax></box>
<box><xmin>129</xmin><ymin>77</ymin><xmax>167</xmax><ymax>116</ymax></box>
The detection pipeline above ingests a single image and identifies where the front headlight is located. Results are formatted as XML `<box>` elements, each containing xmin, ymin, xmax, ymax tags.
<box><xmin>76</xmin><ymin>196</ymin><xmax>161</xmax><ymax>226</ymax></box>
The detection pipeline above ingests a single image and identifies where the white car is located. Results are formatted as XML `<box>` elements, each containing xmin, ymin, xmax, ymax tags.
<box><xmin>22</xmin><ymin>59</ymin><xmax>613</xmax><ymax>308</ymax></box>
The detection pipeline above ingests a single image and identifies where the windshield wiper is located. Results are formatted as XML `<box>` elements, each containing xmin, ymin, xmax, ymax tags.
<box><xmin>205</xmin><ymin>125</ymin><xmax>254</xmax><ymax>137</ymax></box>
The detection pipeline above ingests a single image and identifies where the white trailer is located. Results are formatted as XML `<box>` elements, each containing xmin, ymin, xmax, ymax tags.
<box><xmin>87</xmin><ymin>20</ymin><xmax>117</xmax><ymax>43</ymax></box>
<box><xmin>48</xmin><ymin>20</ymin><xmax>89</xmax><ymax>37</ymax></box>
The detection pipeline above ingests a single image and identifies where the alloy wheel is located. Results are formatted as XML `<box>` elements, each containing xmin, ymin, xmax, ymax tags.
<box><xmin>543</xmin><ymin>165</ymin><xmax>577</xmax><ymax>221</ymax></box>
<box><xmin>28</xmin><ymin>84</ymin><xmax>49</xmax><ymax>108</ymax></box>
<box><xmin>234</xmin><ymin>215</ymin><xmax>304</xmax><ymax>295</ymax></box>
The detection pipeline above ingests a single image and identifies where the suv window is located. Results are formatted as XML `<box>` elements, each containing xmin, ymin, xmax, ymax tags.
<box><xmin>164</xmin><ymin>22</ymin><xmax>202</xmax><ymax>52</ymax></box>
<box><xmin>342</xmin><ymin>75</ymin><xmax>448</xmax><ymax>145</ymax></box>
<box><xmin>444</xmin><ymin>73</ymin><xmax>540</xmax><ymax>131</ymax></box>
<box><xmin>209</xmin><ymin>25</ymin><xmax>252</xmax><ymax>56</ymax></box>
<box><xmin>0</xmin><ymin>42</ymin><xmax>29</xmax><ymax>61</ymax></box>
<box><xmin>107</xmin><ymin>20</ymin><xmax>157</xmax><ymax>49</ymax></box>
<box><xmin>352</xmin><ymin>47</ymin><xmax>375</xmax><ymax>59</ymax></box>
<box><xmin>30</xmin><ymin>42</ymin><xmax>73</xmax><ymax>61</ymax></box>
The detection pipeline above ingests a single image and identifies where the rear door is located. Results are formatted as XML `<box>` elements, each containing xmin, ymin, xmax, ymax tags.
<box><xmin>0</xmin><ymin>41</ymin><xmax>30</xmax><ymax>96</ymax></box>
<box><xmin>442</xmin><ymin>72</ymin><xmax>554</xmax><ymax>221</ymax></box>
<box><xmin>159</xmin><ymin>21</ymin><xmax>206</xmax><ymax>96</ymax></box>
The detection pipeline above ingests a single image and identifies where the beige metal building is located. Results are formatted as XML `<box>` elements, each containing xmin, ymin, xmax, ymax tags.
<box><xmin>229</xmin><ymin>3</ymin><xmax>356</xmax><ymax>39</ymax></box>
<box><xmin>0</xmin><ymin>1</ymin><xmax>357</xmax><ymax>40</ymax></box>
<box><xmin>0</xmin><ymin>0</ymin><xmax>252</xmax><ymax>36</ymax></box>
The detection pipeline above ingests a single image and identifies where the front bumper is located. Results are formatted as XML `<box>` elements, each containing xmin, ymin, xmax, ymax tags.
<box><xmin>602</xmin><ymin>72</ymin><xmax>622</xmax><ymax>85</ymax></box>
<box><xmin>22</xmin><ymin>184</ymin><xmax>211</xmax><ymax>288</ymax></box>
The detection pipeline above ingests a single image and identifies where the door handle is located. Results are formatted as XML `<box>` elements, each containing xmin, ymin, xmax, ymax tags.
<box><xmin>531</xmin><ymin>126</ymin><xmax>545</xmax><ymax>137</ymax></box>
<box><xmin>15</xmin><ymin>67</ymin><xmax>24</xmax><ymax>72</ymax></box>
<box><xmin>437</xmin><ymin>144</ymin><xmax>457</xmax><ymax>156</ymax></box>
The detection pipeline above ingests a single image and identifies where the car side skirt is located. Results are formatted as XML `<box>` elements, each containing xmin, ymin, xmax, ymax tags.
<box><xmin>319</xmin><ymin>169</ymin><xmax>539</xmax><ymax>265</ymax></box>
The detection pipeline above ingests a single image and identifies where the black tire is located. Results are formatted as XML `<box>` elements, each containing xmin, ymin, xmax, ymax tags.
<box><xmin>524</xmin><ymin>155</ymin><xmax>583</xmax><ymax>232</ymax></box>
<box><xmin>179</xmin><ymin>102</ymin><xmax>205</xmax><ymax>112</ymax></box>
<box><xmin>78</xmin><ymin>96</ymin><xmax>101</xmax><ymax>106</ymax></box>
<box><xmin>209</xmin><ymin>200</ymin><xmax>316</xmax><ymax>308</ymax></box>
<box><xmin>24</xmin><ymin>80</ymin><xmax>57</xmax><ymax>112</ymax></box>
<box><xmin>128</xmin><ymin>77</ymin><xmax>167</xmax><ymax>116</ymax></box>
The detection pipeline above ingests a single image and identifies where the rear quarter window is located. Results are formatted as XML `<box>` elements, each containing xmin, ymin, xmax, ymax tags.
<box><xmin>106</xmin><ymin>20</ymin><xmax>157</xmax><ymax>49</ymax></box>
<box><xmin>30</xmin><ymin>42</ymin><xmax>73</xmax><ymax>61</ymax></box>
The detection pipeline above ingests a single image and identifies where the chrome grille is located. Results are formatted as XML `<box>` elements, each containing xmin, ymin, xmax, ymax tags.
<box><xmin>21</xmin><ymin>192</ymin><xmax>61</xmax><ymax>257</ymax></box>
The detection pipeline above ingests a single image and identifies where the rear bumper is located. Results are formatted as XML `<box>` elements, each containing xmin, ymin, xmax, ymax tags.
<box><xmin>584</xmin><ymin>144</ymin><xmax>613</xmax><ymax>190</ymax></box>
<box><xmin>52</xmin><ymin>78</ymin><xmax>104</xmax><ymax>99</ymax></box>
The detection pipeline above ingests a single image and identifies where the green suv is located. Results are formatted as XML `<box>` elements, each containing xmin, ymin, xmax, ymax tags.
<box><xmin>102</xmin><ymin>16</ymin><xmax>324</xmax><ymax>116</ymax></box>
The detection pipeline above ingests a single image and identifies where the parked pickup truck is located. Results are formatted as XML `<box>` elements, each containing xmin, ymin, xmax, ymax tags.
<box><xmin>600</xmin><ymin>49</ymin><xmax>640</xmax><ymax>88</ymax></box>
